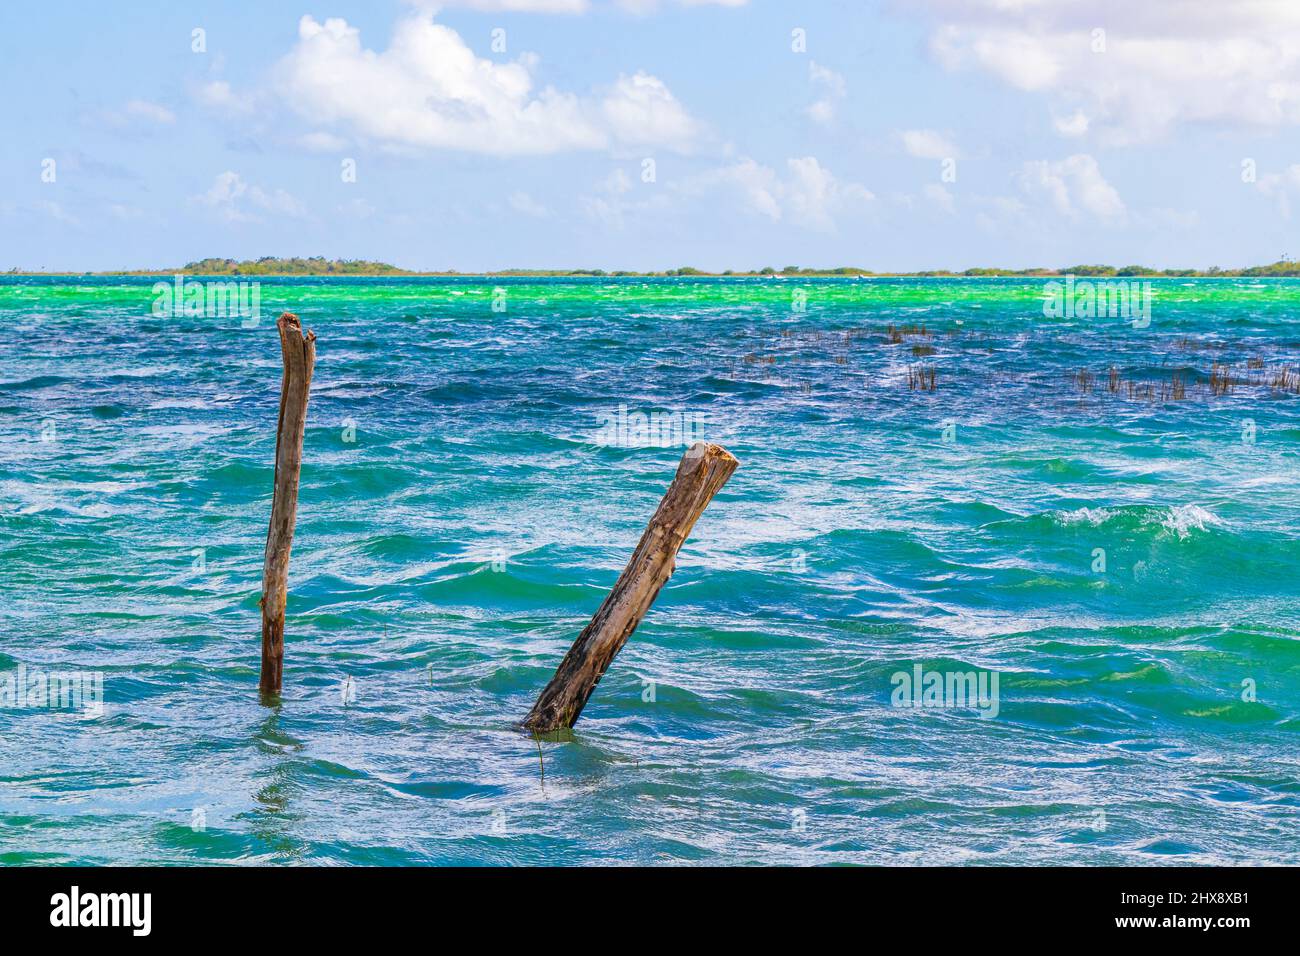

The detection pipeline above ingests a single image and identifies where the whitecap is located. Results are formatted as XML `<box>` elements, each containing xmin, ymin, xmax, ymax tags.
<box><xmin>1157</xmin><ymin>504</ymin><xmax>1225</xmax><ymax>539</ymax></box>
<box><xmin>1057</xmin><ymin>507</ymin><xmax>1114</xmax><ymax>526</ymax></box>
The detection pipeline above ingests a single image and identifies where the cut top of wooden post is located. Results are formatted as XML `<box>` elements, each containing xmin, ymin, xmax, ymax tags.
<box><xmin>523</xmin><ymin>441</ymin><xmax>739</xmax><ymax>734</ymax></box>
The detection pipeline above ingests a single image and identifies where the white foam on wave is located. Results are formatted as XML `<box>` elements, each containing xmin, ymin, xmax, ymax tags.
<box><xmin>1159</xmin><ymin>504</ymin><xmax>1225</xmax><ymax>538</ymax></box>
<box><xmin>1057</xmin><ymin>506</ymin><xmax>1114</xmax><ymax>526</ymax></box>
<box><xmin>1055</xmin><ymin>504</ymin><xmax>1225</xmax><ymax>539</ymax></box>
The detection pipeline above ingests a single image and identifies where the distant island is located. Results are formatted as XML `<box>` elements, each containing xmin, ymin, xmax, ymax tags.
<box><xmin>7</xmin><ymin>256</ymin><xmax>1300</xmax><ymax>278</ymax></box>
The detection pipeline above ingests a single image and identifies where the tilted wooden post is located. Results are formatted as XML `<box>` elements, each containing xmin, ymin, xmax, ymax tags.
<box><xmin>259</xmin><ymin>312</ymin><xmax>316</xmax><ymax>695</ymax></box>
<box><xmin>523</xmin><ymin>442</ymin><xmax>739</xmax><ymax>733</ymax></box>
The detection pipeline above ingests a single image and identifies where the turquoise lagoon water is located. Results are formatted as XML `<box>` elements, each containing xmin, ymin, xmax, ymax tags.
<box><xmin>1</xmin><ymin>275</ymin><xmax>1298</xmax><ymax>865</ymax></box>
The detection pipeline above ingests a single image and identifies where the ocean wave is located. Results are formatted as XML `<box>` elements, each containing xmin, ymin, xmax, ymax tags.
<box><xmin>1055</xmin><ymin>504</ymin><xmax>1226</xmax><ymax>539</ymax></box>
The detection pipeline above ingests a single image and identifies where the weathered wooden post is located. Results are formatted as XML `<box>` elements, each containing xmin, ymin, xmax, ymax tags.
<box><xmin>259</xmin><ymin>312</ymin><xmax>316</xmax><ymax>695</ymax></box>
<box><xmin>523</xmin><ymin>441</ymin><xmax>739</xmax><ymax>733</ymax></box>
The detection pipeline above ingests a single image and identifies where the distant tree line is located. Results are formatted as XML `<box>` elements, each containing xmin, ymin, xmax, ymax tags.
<box><xmin>180</xmin><ymin>256</ymin><xmax>408</xmax><ymax>275</ymax></box>
<box><xmin>12</xmin><ymin>257</ymin><xmax>1300</xmax><ymax>278</ymax></box>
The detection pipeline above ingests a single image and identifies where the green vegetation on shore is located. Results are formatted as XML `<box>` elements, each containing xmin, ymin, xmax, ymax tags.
<box><xmin>181</xmin><ymin>256</ymin><xmax>409</xmax><ymax>275</ymax></box>
<box><xmin>7</xmin><ymin>257</ymin><xmax>1300</xmax><ymax>278</ymax></box>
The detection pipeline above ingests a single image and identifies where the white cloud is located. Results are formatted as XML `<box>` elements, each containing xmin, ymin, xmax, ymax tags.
<box><xmin>273</xmin><ymin>13</ymin><xmax>701</xmax><ymax>155</ymax></box>
<box><xmin>711</xmin><ymin>159</ymin><xmax>783</xmax><ymax>221</ymax></box>
<box><xmin>193</xmin><ymin>171</ymin><xmax>308</xmax><ymax>223</ymax></box>
<box><xmin>580</xmin><ymin>156</ymin><xmax>870</xmax><ymax>232</ymax></box>
<box><xmin>600</xmin><ymin>72</ymin><xmax>699</xmax><ymax>151</ymax></box>
<box><xmin>808</xmin><ymin>62</ymin><xmax>846</xmax><ymax>97</ymax></box>
<box><xmin>783</xmin><ymin>157</ymin><xmax>874</xmax><ymax>230</ymax></box>
<box><xmin>900</xmin><ymin>128</ymin><xmax>958</xmax><ymax>159</ymax></box>
<box><xmin>195</xmin><ymin>80</ymin><xmax>254</xmax><ymax>115</ymax></box>
<box><xmin>1017</xmin><ymin>154</ymin><xmax>1125</xmax><ymax>221</ymax></box>
<box><xmin>807</xmin><ymin>61</ymin><xmax>846</xmax><ymax>125</ymax></box>
<box><xmin>912</xmin><ymin>0</ymin><xmax>1300</xmax><ymax>142</ymax></box>
<box><xmin>697</xmin><ymin>156</ymin><xmax>874</xmax><ymax>231</ymax></box>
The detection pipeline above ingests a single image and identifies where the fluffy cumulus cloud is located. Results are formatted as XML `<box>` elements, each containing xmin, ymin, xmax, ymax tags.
<box><xmin>1017</xmin><ymin>154</ymin><xmax>1125</xmax><ymax>221</ymax></box>
<box><xmin>698</xmin><ymin>157</ymin><xmax>874</xmax><ymax>231</ymax></box>
<box><xmin>910</xmin><ymin>0</ymin><xmax>1300</xmax><ymax>142</ymax></box>
<box><xmin>273</xmin><ymin>13</ymin><xmax>699</xmax><ymax>155</ymax></box>
<box><xmin>600</xmin><ymin>72</ymin><xmax>700</xmax><ymax>149</ymax></box>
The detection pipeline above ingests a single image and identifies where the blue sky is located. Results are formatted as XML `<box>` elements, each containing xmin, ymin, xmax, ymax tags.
<box><xmin>3</xmin><ymin>0</ymin><xmax>1300</xmax><ymax>272</ymax></box>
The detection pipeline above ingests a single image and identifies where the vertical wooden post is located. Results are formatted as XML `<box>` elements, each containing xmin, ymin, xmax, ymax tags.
<box><xmin>523</xmin><ymin>442</ymin><xmax>739</xmax><ymax>733</ymax></box>
<box><xmin>260</xmin><ymin>312</ymin><xmax>316</xmax><ymax>696</ymax></box>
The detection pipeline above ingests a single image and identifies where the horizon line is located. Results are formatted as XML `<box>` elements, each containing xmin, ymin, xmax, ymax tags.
<box><xmin>7</xmin><ymin>257</ymin><xmax>1300</xmax><ymax>280</ymax></box>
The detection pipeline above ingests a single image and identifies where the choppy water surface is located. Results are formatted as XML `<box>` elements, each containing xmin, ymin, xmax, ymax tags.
<box><xmin>1</xmin><ymin>276</ymin><xmax>1298</xmax><ymax>865</ymax></box>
